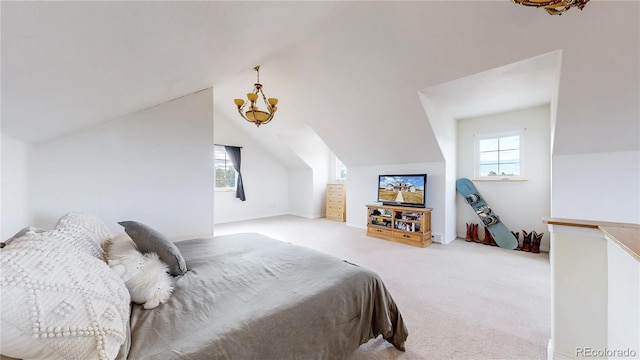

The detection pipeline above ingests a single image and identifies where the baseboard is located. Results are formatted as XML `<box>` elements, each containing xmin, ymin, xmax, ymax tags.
<box><xmin>440</xmin><ymin>233</ymin><xmax>457</xmax><ymax>245</ymax></box>
<box><xmin>548</xmin><ymin>339</ymin><xmax>572</xmax><ymax>360</ymax></box>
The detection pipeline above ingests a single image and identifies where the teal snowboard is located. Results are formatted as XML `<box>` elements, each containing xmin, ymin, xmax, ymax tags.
<box><xmin>456</xmin><ymin>178</ymin><xmax>518</xmax><ymax>250</ymax></box>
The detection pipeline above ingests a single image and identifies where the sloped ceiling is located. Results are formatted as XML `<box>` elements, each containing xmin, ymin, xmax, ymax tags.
<box><xmin>420</xmin><ymin>51</ymin><xmax>562</xmax><ymax>121</ymax></box>
<box><xmin>2</xmin><ymin>2</ymin><xmax>638</xmax><ymax>168</ymax></box>
<box><xmin>1</xmin><ymin>1</ymin><xmax>343</xmax><ymax>143</ymax></box>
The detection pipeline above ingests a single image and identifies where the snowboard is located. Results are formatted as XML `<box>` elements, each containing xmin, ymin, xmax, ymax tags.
<box><xmin>455</xmin><ymin>178</ymin><xmax>518</xmax><ymax>250</ymax></box>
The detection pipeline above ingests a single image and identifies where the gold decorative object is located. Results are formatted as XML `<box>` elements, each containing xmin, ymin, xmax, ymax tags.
<box><xmin>234</xmin><ymin>66</ymin><xmax>278</xmax><ymax>127</ymax></box>
<box><xmin>512</xmin><ymin>0</ymin><xmax>590</xmax><ymax>15</ymax></box>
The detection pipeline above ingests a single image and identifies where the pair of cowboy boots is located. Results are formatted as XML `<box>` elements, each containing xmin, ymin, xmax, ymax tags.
<box><xmin>465</xmin><ymin>223</ymin><xmax>497</xmax><ymax>246</ymax></box>
<box><xmin>465</xmin><ymin>223</ymin><xmax>481</xmax><ymax>243</ymax></box>
<box><xmin>519</xmin><ymin>230</ymin><xmax>543</xmax><ymax>253</ymax></box>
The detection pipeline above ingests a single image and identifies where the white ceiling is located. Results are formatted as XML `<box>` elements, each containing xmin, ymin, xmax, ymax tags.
<box><xmin>1</xmin><ymin>1</ymin><xmax>344</xmax><ymax>143</ymax></box>
<box><xmin>2</xmin><ymin>1</ymin><xmax>638</xmax><ymax>167</ymax></box>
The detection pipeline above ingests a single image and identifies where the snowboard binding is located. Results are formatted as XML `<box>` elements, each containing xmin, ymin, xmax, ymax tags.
<box><xmin>464</xmin><ymin>194</ymin><xmax>481</xmax><ymax>205</ymax></box>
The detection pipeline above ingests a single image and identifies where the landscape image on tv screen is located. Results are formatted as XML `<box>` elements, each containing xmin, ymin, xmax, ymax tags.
<box><xmin>378</xmin><ymin>174</ymin><xmax>426</xmax><ymax>206</ymax></box>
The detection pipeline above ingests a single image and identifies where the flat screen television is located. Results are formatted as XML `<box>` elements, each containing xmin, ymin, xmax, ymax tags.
<box><xmin>377</xmin><ymin>174</ymin><xmax>427</xmax><ymax>208</ymax></box>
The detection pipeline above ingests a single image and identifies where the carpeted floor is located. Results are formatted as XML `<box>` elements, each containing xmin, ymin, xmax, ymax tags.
<box><xmin>214</xmin><ymin>215</ymin><xmax>550</xmax><ymax>360</ymax></box>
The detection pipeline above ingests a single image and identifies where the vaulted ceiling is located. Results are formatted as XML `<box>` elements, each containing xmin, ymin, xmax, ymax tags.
<box><xmin>2</xmin><ymin>1</ymin><xmax>638</xmax><ymax>168</ymax></box>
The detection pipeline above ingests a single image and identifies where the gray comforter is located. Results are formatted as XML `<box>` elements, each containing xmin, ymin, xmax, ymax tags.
<box><xmin>124</xmin><ymin>233</ymin><xmax>408</xmax><ymax>360</ymax></box>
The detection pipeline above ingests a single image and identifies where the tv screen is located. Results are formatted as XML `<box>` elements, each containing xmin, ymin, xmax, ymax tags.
<box><xmin>377</xmin><ymin>174</ymin><xmax>427</xmax><ymax>208</ymax></box>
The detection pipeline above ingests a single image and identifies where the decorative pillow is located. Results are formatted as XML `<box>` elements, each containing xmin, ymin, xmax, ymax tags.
<box><xmin>0</xmin><ymin>214</ymin><xmax>130</xmax><ymax>360</ymax></box>
<box><xmin>117</xmin><ymin>221</ymin><xmax>187</xmax><ymax>276</ymax></box>
<box><xmin>55</xmin><ymin>212</ymin><xmax>113</xmax><ymax>259</ymax></box>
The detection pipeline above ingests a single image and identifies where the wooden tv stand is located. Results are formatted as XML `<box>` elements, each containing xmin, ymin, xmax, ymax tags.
<box><xmin>365</xmin><ymin>204</ymin><xmax>432</xmax><ymax>248</ymax></box>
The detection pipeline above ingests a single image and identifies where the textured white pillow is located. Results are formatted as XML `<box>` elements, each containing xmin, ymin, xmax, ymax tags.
<box><xmin>56</xmin><ymin>212</ymin><xmax>113</xmax><ymax>259</ymax></box>
<box><xmin>0</xmin><ymin>213</ymin><xmax>130</xmax><ymax>360</ymax></box>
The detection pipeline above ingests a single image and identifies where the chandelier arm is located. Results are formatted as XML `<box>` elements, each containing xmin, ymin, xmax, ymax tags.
<box><xmin>258</xmin><ymin>88</ymin><xmax>271</xmax><ymax>112</ymax></box>
<box><xmin>237</xmin><ymin>107</ymin><xmax>251</xmax><ymax>123</ymax></box>
<box><xmin>248</xmin><ymin>108</ymin><xmax>258</xmax><ymax>123</ymax></box>
<box><xmin>260</xmin><ymin>113</ymin><xmax>274</xmax><ymax>126</ymax></box>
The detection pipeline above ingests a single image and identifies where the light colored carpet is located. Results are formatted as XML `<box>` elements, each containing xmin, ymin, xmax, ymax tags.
<box><xmin>214</xmin><ymin>215</ymin><xmax>550</xmax><ymax>360</ymax></box>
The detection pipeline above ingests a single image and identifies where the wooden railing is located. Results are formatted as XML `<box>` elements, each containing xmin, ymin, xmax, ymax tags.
<box><xmin>543</xmin><ymin>217</ymin><xmax>639</xmax><ymax>261</ymax></box>
<box><xmin>543</xmin><ymin>218</ymin><xmax>640</xmax><ymax>360</ymax></box>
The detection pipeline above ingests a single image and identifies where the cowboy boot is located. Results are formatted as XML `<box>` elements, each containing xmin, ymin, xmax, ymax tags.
<box><xmin>532</xmin><ymin>231</ymin><xmax>543</xmax><ymax>253</ymax></box>
<box><xmin>474</xmin><ymin>224</ymin><xmax>482</xmax><ymax>243</ymax></box>
<box><xmin>511</xmin><ymin>231</ymin><xmax>520</xmax><ymax>250</ymax></box>
<box><xmin>482</xmin><ymin>226</ymin><xmax>491</xmax><ymax>245</ymax></box>
<box><xmin>522</xmin><ymin>230</ymin><xmax>532</xmax><ymax>252</ymax></box>
<box><xmin>465</xmin><ymin>223</ymin><xmax>472</xmax><ymax>242</ymax></box>
<box><xmin>472</xmin><ymin>224</ymin><xmax>481</xmax><ymax>243</ymax></box>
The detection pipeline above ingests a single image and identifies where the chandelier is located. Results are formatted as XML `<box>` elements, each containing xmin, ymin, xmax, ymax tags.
<box><xmin>233</xmin><ymin>66</ymin><xmax>278</xmax><ymax>127</ymax></box>
<box><xmin>512</xmin><ymin>0</ymin><xmax>590</xmax><ymax>15</ymax></box>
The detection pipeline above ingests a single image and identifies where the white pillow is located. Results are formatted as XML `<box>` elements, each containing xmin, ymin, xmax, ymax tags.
<box><xmin>0</xmin><ymin>213</ymin><xmax>130</xmax><ymax>360</ymax></box>
<box><xmin>55</xmin><ymin>212</ymin><xmax>113</xmax><ymax>259</ymax></box>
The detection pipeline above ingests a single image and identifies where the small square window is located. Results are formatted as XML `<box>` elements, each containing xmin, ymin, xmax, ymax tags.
<box><xmin>214</xmin><ymin>146</ymin><xmax>237</xmax><ymax>191</ymax></box>
<box><xmin>476</xmin><ymin>134</ymin><xmax>522</xmax><ymax>178</ymax></box>
<box><xmin>336</xmin><ymin>158</ymin><xmax>347</xmax><ymax>181</ymax></box>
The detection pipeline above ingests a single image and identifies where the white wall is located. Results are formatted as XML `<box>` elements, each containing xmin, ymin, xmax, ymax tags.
<box><xmin>288</xmin><ymin>169</ymin><xmax>313</xmax><ymax>218</ymax></box>
<box><xmin>552</xmin><ymin>150</ymin><xmax>640</xmax><ymax>224</ymax></box>
<box><xmin>1</xmin><ymin>134</ymin><xmax>31</xmax><ymax>239</ymax></box>
<box><xmin>457</xmin><ymin>105</ymin><xmax>551</xmax><ymax>250</ymax></box>
<box><xmin>346</xmin><ymin>162</ymin><xmax>446</xmax><ymax>243</ymax></box>
<box><xmin>29</xmin><ymin>89</ymin><xmax>214</xmax><ymax>240</ymax></box>
<box><xmin>212</xmin><ymin>112</ymin><xmax>290</xmax><ymax>224</ymax></box>
<box><xmin>280</xmin><ymin>126</ymin><xmax>331</xmax><ymax>219</ymax></box>
<box><xmin>279</xmin><ymin>126</ymin><xmax>331</xmax><ymax>219</ymax></box>
<box><xmin>420</xmin><ymin>94</ymin><xmax>458</xmax><ymax>245</ymax></box>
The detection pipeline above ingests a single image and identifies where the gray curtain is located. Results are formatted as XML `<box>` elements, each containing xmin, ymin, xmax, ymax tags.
<box><xmin>224</xmin><ymin>146</ymin><xmax>246</xmax><ymax>201</ymax></box>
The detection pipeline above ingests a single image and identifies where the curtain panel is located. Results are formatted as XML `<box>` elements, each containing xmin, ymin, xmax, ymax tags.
<box><xmin>224</xmin><ymin>146</ymin><xmax>246</xmax><ymax>201</ymax></box>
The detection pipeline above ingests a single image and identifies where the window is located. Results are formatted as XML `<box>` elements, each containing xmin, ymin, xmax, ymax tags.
<box><xmin>336</xmin><ymin>158</ymin><xmax>347</xmax><ymax>181</ymax></box>
<box><xmin>214</xmin><ymin>146</ymin><xmax>237</xmax><ymax>191</ymax></box>
<box><xmin>476</xmin><ymin>134</ymin><xmax>521</xmax><ymax>178</ymax></box>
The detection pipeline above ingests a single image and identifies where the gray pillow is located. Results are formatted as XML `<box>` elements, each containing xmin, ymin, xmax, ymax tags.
<box><xmin>117</xmin><ymin>221</ymin><xmax>187</xmax><ymax>276</ymax></box>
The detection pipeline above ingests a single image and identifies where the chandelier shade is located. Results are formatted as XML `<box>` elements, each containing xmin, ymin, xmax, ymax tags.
<box><xmin>511</xmin><ymin>0</ymin><xmax>590</xmax><ymax>15</ymax></box>
<box><xmin>234</xmin><ymin>66</ymin><xmax>278</xmax><ymax>127</ymax></box>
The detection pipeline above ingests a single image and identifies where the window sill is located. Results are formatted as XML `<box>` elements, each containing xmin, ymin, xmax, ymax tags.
<box><xmin>472</xmin><ymin>177</ymin><xmax>528</xmax><ymax>182</ymax></box>
<box><xmin>215</xmin><ymin>189</ymin><xmax>237</xmax><ymax>193</ymax></box>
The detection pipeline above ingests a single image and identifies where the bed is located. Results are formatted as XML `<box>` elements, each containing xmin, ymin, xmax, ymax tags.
<box><xmin>123</xmin><ymin>232</ymin><xmax>408</xmax><ymax>359</ymax></box>
<box><xmin>1</xmin><ymin>214</ymin><xmax>407</xmax><ymax>360</ymax></box>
